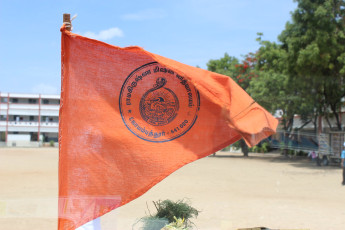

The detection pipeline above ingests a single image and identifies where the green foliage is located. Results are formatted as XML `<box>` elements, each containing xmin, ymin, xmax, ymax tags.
<box><xmin>279</xmin><ymin>0</ymin><xmax>345</xmax><ymax>130</ymax></box>
<box><xmin>221</xmin><ymin>145</ymin><xmax>231</xmax><ymax>151</ymax></box>
<box><xmin>247</xmin><ymin>72</ymin><xmax>290</xmax><ymax>113</ymax></box>
<box><xmin>248</xmin><ymin>141</ymin><xmax>271</xmax><ymax>153</ymax></box>
<box><xmin>136</xmin><ymin>199</ymin><xmax>199</xmax><ymax>230</ymax></box>
<box><xmin>288</xmin><ymin>149</ymin><xmax>295</xmax><ymax>156</ymax></box>
<box><xmin>207</xmin><ymin>0</ymin><xmax>345</xmax><ymax>132</ymax></box>
<box><xmin>49</xmin><ymin>140</ymin><xmax>55</xmax><ymax>147</ymax></box>
<box><xmin>252</xmin><ymin>146</ymin><xmax>259</xmax><ymax>153</ymax></box>
<box><xmin>231</xmin><ymin>141</ymin><xmax>241</xmax><ymax>150</ymax></box>
<box><xmin>152</xmin><ymin>199</ymin><xmax>199</xmax><ymax>227</ymax></box>
<box><xmin>252</xmin><ymin>37</ymin><xmax>317</xmax><ymax>132</ymax></box>
<box><xmin>161</xmin><ymin>217</ymin><xmax>189</xmax><ymax>230</ymax></box>
<box><xmin>251</xmin><ymin>0</ymin><xmax>345</xmax><ymax>131</ymax></box>
<box><xmin>297</xmin><ymin>150</ymin><xmax>308</xmax><ymax>156</ymax></box>
<box><xmin>0</xmin><ymin>132</ymin><xmax>5</xmax><ymax>142</ymax></box>
<box><xmin>279</xmin><ymin>142</ymin><xmax>285</xmax><ymax>151</ymax></box>
<box><xmin>279</xmin><ymin>0</ymin><xmax>345</xmax><ymax>76</ymax></box>
<box><xmin>206</xmin><ymin>52</ymin><xmax>257</xmax><ymax>90</ymax></box>
<box><xmin>207</xmin><ymin>53</ymin><xmax>240</xmax><ymax>78</ymax></box>
<box><xmin>261</xmin><ymin>142</ymin><xmax>269</xmax><ymax>153</ymax></box>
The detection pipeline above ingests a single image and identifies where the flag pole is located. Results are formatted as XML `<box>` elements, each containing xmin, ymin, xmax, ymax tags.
<box><xmin>61</xmin><ymin>13</ymin><xmax>103</xmax><ymax>230</ymax></box>
<box><xmin>63</xmin><ymin>13</ymin><xmax>71</xmax><ymax>31</ymax></box>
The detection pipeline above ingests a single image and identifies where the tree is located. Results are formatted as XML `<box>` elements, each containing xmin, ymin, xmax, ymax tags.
<box><xmin>207</xmin><ymin>53</ymin><xmax>256</xmax><ymax>156</ymax></box>
<box><xmin>252</xmin><ymin>35</ymin><xmax>316</xmax><ymax>132</ymax></box>
<box><xmin>252</xmin><ymin>0</ymin><xmax>345</xmax><ymax>132</ymax></box>
<box><xmin>207</xmin><ymin>53</ymin><xmax>240</xmax><ymax>79</ymax></box>
<box><xmin>207</xmin><ymin>52</ymin><xmax>258</xmax><ymax>90</ymax></box>
<box><xmin>234</xmin><ymin>52</ymin><xmax>258</xmax><ymax>90</ymax></box>
<box><xmin>277</xmin><ymin>0</ymin><xmax>345</xmax><ymax>131</ymax></box>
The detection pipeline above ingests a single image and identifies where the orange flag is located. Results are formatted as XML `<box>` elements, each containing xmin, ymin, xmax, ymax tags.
<box><xmin>58</xmin><ymin>25</ymin><xmax>278</xmax><ymax>229</ymax></box>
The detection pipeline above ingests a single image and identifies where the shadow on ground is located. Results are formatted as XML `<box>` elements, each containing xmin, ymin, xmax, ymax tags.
<box><xmin>210</xmin><ymin>151</ymin><xmax>341</xmax><ymax>171</ymax></box>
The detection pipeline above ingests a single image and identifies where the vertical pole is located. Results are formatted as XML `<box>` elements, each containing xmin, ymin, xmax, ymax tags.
<box><xmin>318</xmin><ymin>115</ymin><xmax>322</xmax><ymax>134</ymax></box>
<box><xmin>63</xmin><ymin>13</ymin><xmax>72</xmax><ymax>31</ymax></box>
<box><xmin>0</xmin><ymin>92</ymin><xmax>1</xmax><ymax>141</ymax></box>
<box><xmin>339</xmin><ymin>108</ymin><xmax>342</xmax><ymax>130</ymax></box>
<box><xmin>38</xmin><ymin>94</ymin><xmax>41</xmax><ymax>144</ymax></box>
<box><xmin>5</xmin><ymin>93</ymin><xmax>9</xmax><ymax>144</ymax></box>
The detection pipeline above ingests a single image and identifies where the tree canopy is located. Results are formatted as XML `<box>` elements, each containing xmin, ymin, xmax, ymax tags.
<box><xmin>277</xmin><ymin>0</ymin><xmax>345</xmax><ymax>130</ymax></box>
<box><xmin>208</xmin><ymin>0</ymin><xmax>345</xmax><ymax>132</ymax></box>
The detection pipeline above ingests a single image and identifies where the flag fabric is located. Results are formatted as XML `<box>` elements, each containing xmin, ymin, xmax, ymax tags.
<box><xmin>58</xmin><ymin>24</ymin><xmax>278</xmax><ymax>230</ymax></box>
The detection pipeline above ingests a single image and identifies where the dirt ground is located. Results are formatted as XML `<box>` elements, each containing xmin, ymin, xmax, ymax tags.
<box><xmin>0</xmin><ymin>147</ymin><xmax>344</xmax><ymax>230</ymax></box>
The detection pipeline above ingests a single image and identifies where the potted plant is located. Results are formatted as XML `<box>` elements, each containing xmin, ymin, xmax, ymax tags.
<box><xmin>133</xmin><ymin>199</ymin><xmax>199</xmax><ymax>230</ymax></box>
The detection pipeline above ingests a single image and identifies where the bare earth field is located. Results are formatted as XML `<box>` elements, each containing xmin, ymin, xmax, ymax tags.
<box><xmin>0</xmin><ymin>147</ymin><xmax>344</xmax><ymax>230</ymax></box>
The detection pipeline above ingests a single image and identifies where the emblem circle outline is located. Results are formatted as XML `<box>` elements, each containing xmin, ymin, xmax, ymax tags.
<box><xmin>119</xmin><ymin>62</ymin><xmax>200</xmax><ymax>143</ymax></box>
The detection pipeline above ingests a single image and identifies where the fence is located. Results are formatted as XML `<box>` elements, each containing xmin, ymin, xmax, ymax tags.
<box><xmin>269</xmin><ymin>130</ymin><xmax>344</xmax><ymax>165</ymax></box>
<box><xmin>269</xmin><ymin>130</ymin><xmax>319</xmax><ymax>152</ymax></box>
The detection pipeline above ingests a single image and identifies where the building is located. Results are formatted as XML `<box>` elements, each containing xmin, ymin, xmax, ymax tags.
<box><xmin>0</xmin><ymin>92</ymin><xmax>59</xmax><ymax>147</ymax></box>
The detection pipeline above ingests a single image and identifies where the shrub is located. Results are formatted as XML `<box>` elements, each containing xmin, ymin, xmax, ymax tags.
<box><xmin>161</xmin><ymin>217</ymin><xmax>189</xmax><ymax>230</ymax></box>
<box><xmin>231</xmin><ymin>141</ymin><xmax>241</xmax><ymax>150</ymax></box>
<box><xmin>136</xmin><ymin>199</ymin><xmax>199</xmax><ymax>230</ymax></box>
<box><xmin>153</xmin><ymin>199</ymin><xmax>199</xmax><ymax>226</ymax></box>
<box><xmin>221</xmin><ymin>145</ymin><xmax>230</xmax><ymax>151</ymax></box>
<box><xmin>261</xmin><ymin>142</ymin><xmax>269</xmax><ymax>153</ymax></box>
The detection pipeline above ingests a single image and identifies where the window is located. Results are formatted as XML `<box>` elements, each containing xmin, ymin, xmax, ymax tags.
<box><xmin>43</xmin><ymin>99</ymin><xmax>49</xmax><ymax>104</ymax></box>
<box><xmin>28</xmin><ymin>99</ymin><xmax>37</xmax><ymax>104</ymax></box>
<box><xmin>30</xmin><ymin>116</ymin><xmax>35</xmax><ymax>121</ymax></box>
<box><xmin>0</xmin><ymin>115</ymin><xmax>6</xmax><ymax>121</ymax></box>
<box><xmin>0</xmin><ymin>132</ymin><xmax>5</xmax><ymax>141</ymax></box>
<box><xmin>0</xmin><ymin>97</ymin><xmax>8</xmax><ymax>103</ymax></box>
<box><xmin>11</xmin><ymin>98</ymin><xmax>18</xmax><ymax>103</ymax></box>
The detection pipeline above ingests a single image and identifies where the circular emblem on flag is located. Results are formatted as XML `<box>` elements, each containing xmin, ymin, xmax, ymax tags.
<box><xmin>139</xmin><ymin>77</ymin><xmax>179</xmax><ymax>126</ymax></box>
<box><xmin>119</xmin><ymin>62</ymin><xmax>200</xmax><ymax>142</ymax></box>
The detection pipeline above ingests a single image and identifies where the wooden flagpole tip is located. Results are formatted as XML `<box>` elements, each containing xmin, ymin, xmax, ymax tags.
<box><xmin>63</xmin><ymin>13</ymin><xmax>71</xmax><ymax>31</ymax></box>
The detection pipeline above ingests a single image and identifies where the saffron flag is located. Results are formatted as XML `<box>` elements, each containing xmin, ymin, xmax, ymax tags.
<box><xmin>58</xmin><ymin>24</ymin><xmax>278</xmax><ymax>230</ymax></box>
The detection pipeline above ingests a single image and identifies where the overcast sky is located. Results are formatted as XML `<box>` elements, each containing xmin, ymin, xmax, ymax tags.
<box><xmin>0</xmin><ymin>0</ymin><xmax>297</xmax><ymax>95</ymax></box>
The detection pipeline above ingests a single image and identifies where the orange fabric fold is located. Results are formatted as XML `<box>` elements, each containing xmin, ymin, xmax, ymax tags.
<box><xmin>58</xmin><ymin>25</ymin><xmax>278</xmax><ymax>230</ymax></box>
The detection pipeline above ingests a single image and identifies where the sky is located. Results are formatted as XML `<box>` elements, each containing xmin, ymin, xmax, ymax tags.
<box><xmin>0</xmin><ymin>0</ymin><xmax>297</xmax><ymax>95</ymax></box>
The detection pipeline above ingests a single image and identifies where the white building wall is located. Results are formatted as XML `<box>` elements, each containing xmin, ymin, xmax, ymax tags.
<box><xmin>292</xmin><ymin>112</ymin><xmax>345</xmax><ymax>132</ymax></box>
<box><xmin>8</xmin><ymin>126</ymin><xmax>39</xmax><ymax>132</ymax></box>
<box><xmin>7</xmin><ymin>134</ymin><xmax>30</xmax><ymax>141</ymax></box>
<box><xmin>40</xmin><ymin>127</ymin><xmax>59</xmax><ymax>133</ymax></box>
<box><xmin>41</xmin><ymin>94</ymin><xmax>60</xmax><ymax>99</ymax></box>
<box><xmin>8</xmin><ymin>110</ymin><xmax>40</xmax><ymax>116</ymax></box>
<box><xmin>8</xmin><ymin>104</ymin><xmax>39</xmax><ymax>110</ymax></box>
<box><xmin>9</xmin><ymin>93</ymin><xmax>40</xmax><ymax>98</ymax></box>
<box><xmin>0</xmin><ymin>104</ymin><xmax>7</xmax><ymax>111</ymax></box>
<box><xmin>0</xmin><ymin>121</ymin><xmax>6</xmax><ymax>131</ymax></box>
<box><xmin>6</xmin><ymin>134</ymin><xmax>36</xmax><ymax>147</ymax></box>
<box><xmin>41</xmin><ymin>110</ymin><xmax>59</xmax><ymax>116</ymax></box>
<box><xmin>292</xmin><ymin>116</ymin><xmax>315</xmax><ymax>130</ymax></box>
<box><xmin>0</xmin><ymin>92</ymin><xmax>60</xmax><ymax>145</ymax></box>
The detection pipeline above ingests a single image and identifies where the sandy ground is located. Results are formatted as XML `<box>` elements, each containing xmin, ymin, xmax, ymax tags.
<box><xmin>0</xmin><ymin>148</ymin><xmax>344</xmax><ymax>230</ymax></box>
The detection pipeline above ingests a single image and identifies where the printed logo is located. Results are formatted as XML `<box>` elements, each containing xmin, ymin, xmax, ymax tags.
<box><xmin>119</xmin><ymin>62</ymin><xmax>200</xmax><ymax>142</ymax></box>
